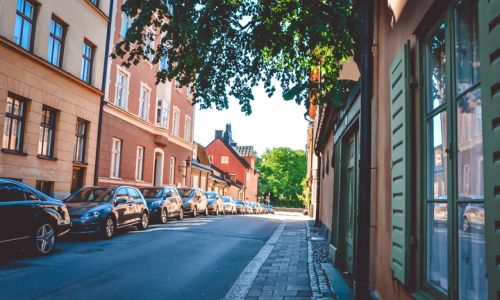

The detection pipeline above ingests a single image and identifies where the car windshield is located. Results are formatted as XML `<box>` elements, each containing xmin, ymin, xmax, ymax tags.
<box><xmin>65</xmin><ymin>187</ymin><xmax>114</xmax><ymax>203</ymax></box>
<box><xmin>140</xmin><ymin>188</ymin><xmax>163</xmax><ymax>198</ymax></box>
<box><xmin>222</xmin><ymin>197</ymin><xmax>231</xmax><ymax>202</ymax></box>
<box><xmin>235</xmin><ymin>200</ymin><xmax>242</xmax><ymax>204</ymax></box>
<box><xmin>206</xmin><ymin>193</ymin><xmax>216</xmax><ymax>199</ymax></box>
<box><xmin>178</xmin><ymin>188</ymin><xmax>194</xmax><ymax>198</ymax></box>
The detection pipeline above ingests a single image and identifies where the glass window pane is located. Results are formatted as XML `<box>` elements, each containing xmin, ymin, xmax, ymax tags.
<box><xmin>24</xmin><ymin>0</ymin><xmax>33</xmax><ymax>18</ymax></box>
<box><xmin>458</xmin><ymin>202</ymin><xmax>487</xmax><ymax>300</ymax></box>
<box><xmin>21</xmin><ymin>20</ymin><xmax>32</xmax><ymax>50</ymax></box>
<box><xmin>14</xmin><ymin>15</ymin><xmax>23</xmax><ymax>45</ymax></box>
<box><xmin>428</xmin><ymin>112</ymin><xmax>448</xmax><ymax>199</ymax></box>
<box><xmin>457</xmin><ymin>88</ymin><xmax>483</xmax><ymax>199</ymax></box>
<box><xmin>3</xmin><ymin>118</ymin><xmax>12</xmax><ymax>149</ymax></box>
<box><xmin>427</xmin><ymin>202</ymin><xmax>448</xmax><ymax>292</ymax></box>
<box><xmin>426</xmin><ymin>21</ymin><xmax>447</xmax><ymax>111</ymax></box>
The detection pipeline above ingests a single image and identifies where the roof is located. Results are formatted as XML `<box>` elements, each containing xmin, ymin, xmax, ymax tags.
<box><xmin>206</xmin><ymin>138</ymin><xmax>253</xmax><ymax>170</ymax></box>
<box><xmin>234</xmin><ymin>146</ymin><xmax>255</xmax><ymax>157</ymax></box>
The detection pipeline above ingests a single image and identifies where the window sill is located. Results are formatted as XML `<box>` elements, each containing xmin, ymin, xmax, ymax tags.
<box><xmin>2</xmin><ymin>149</ymin><xmax>27</xmax><ymax>156</ymax></box>
<box><xmin>37</xmin><ymin>155</ymin><xmax>57</xmax><ymax>161</ymax></box>
<box><xmin>73</xmin><ymin>161</ymin><xmax>88</xmax><ymax>167</ymax></box>
<box><xmin>412</xmin><ymin>291</ymin><xmax>438</xmax><ymax>300</ymax></box>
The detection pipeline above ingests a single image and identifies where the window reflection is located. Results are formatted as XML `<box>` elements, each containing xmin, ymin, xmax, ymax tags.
<box><xmin>427</xmin><ymin>203</ymin><xmax>448</xmax><ymax>292</ymax></box>
<box><xmin>458</xmin><ymin>203</ymin><xmax>487</xmax><ymax>300</ymax></box>
<box><xmin>427</xmin><ymin>21</ymin><xmax>447</xmax><ymax>111</ymax></box>
<box><xmin>429</xmin><ymin>112</ymin><xmax>448</xmax><ymax>199</ymax></box>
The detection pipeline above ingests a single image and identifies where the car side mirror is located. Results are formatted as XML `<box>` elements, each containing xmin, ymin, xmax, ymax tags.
<box><xmin>116</xmin><ymin>197</ymin><xmax>127</xmax><ymax>204</ymax></box>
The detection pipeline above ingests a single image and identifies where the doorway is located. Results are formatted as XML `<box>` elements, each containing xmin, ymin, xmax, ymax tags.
<box><xmin>71</xmin><ymin>166</ymin><xmax>85</xmax><ymax>192</ymax></box>
<box><xmin>153</xmin><ymin>150</ymin><xmax>164</xmax><ymax>186</ymax></box>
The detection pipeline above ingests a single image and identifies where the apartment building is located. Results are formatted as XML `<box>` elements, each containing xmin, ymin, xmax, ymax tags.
<box><xmin>0</xmin><ymin>0</ymin><xmax>111</xmax><ymax>198</ymax></box>
<box><xmin>97</xmin><ymin>0</ymin><xmax>195</xmax><ymax>188</ymax></box>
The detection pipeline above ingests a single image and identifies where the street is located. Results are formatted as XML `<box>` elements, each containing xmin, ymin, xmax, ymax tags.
<box><xmin>0</xmin><ymin>215</ymin><xmax>286</xmax><ymax>300</ymax></box>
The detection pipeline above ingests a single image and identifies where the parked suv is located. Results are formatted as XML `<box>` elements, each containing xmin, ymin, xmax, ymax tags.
<box><xmin>64</xmin><ymin>186</ymin><xmax>149</xmax><ymax>239</ymax></box>
<box><xmin>0</xmin><ymin>178</ymin><xmax>71</xmax><ymax>255</ymax></box>
<box><xmin>140</xmin><ymin>186</ymin><xmax>184</xmax><ymax>223</ymax></box>
<box><xmin>234</xmin><ymin>199</ymin><xmax>245</xmax><ymax>214</ymax></box>
<box><xmin>243</xmin><ymin>201</ymin><xmax>253</xmax><ymax>214</ymax></box>
<box><xmin>222</xmin><ymin>196</ymin><xmax>237</xmax><ymax>215</ymax></box>
<box><xmin>178</xmin><ymin>187</ymin><xmax>208</xmax><ymax>217</ymax></box>
<box><xmin>205</xmin><ymin>191</ymin><xmax>224</xmax><ymax>215</ymax></box>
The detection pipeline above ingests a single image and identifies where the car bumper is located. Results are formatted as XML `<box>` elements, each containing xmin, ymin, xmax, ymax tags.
<box><xmin>57</xmin><ymin>222</ymin><xmax>72</xmax><ymax>237</ymax></box>
<box><xmin>148</xmin><ymin>206</ymin><xmax>161</xmax><ymax>217</ymax></box>
<box><xmin>69</xmin><ymin>218</ymin><xmax>101</xmax><ymax>233</ymax></box>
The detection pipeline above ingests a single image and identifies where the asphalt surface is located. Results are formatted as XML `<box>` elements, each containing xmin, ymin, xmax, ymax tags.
<box><xmin>0</xmin><ymin>214</ymin><xmax>283</xmax><ymax>300</ymax></box>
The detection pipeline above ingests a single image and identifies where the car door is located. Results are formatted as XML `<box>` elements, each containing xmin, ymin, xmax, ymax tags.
<box><xmin>171</xmin><ymin>189</ymin><xmax>182</xmax><ymax>214</ymax></box>
<box><xmin>127</xmin><ymin>188</ymin><xmax>143</xmax><ymax>222</ymax></box>
<box><xmin>163</xmin><ymin>188</ymin><xmax>174</xmax><ymax>216</ymax></box>
<box><xmin>113</xmin><ymin>188</ymin><xmax>131</xmax><ymax>226</ymax></box>
<box><xmin>0</xmin><ymin>182</ymin><xmax>39</xmax><ymax>241</ymax></box>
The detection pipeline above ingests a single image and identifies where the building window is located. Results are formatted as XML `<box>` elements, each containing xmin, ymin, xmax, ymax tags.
<box><xmin>172</xmin><ymin>107</ymin><xmax>180</xmax><ymax>136</ymax></box>
<box><xmin>221</xmin><ymin>156</ymin><xmax>229</xmax><ymax>164</ymax></box>
<box><xmin>110</xmin><ymin>138</ymin><xmax>122</xmax><ymax>178</ymax></box>
<box><xmin>74</xmin><ymin>119</ymin><xmax>88</xmax><ymax>163</ymax></box>
<box><xmin>160</xmin><ymin>55</ymin><xmax>168</xmax><ymax>71</ymax></box>
<box><xmin>184</xmin><ymin>116</ymin><xmax>191</xmax><ymax>142</ymax></box>
<box><xmin>47</xmin><ymin>17</ymin><xmax>66</xmax><ymax>67</ymax></box>
<box><xmin>422</xmin><ymin>2</ymin><xmax>486</xmax><ymax>299</ymax></box>
<box><xmin>2</xmin><ymin>94</ymin><xmax>27</xmax><ymax>152</ymax></box>
<box><xmin>36</xmin><ymin>180</ymin><xmax>54</xmax><ymax>196</ymax></box>
<box><xmin>193</xmin><ymin>174</ymin><xmax>199</xmax><ymax>188</ymax></box>
<box><xmin>115</xmin><ymin>69</ymin><xmax>129</xmax><ymax>109</ymax></box>
<box><xmin>88</xmin><ymin>0</ymin><xmax>99</xmax><ymax>7</ymax></box>
<box><xmin>14</xmin><ymin>0</ymin><xmax>36</xmax><ymax>51</ymax></box>
<box><xmin>156</xmin><ymin>98</ymin><xmax>170</xmax><ymax>128</ymax></box>
<box><xmin>80</xmin><ymin>41</ymin><xmax>94</xmax><ymax>84</ymax></box>
<box><xmin>135</xmin><ymin>146</ymin><xmax>144</xmax><ymax>181</ymax></box>
<box><xmin>169</xmin><ymin>157</ymin><xmax>175</xmax><ymax>185</ymax></box>
<box><xmin>144</xmin><ymin>33</ymin><xmax>155</xmax><ymax>62</ymax></box>
<box><xmin>38</xmin><ymin>106</ymin><xmax>57</xmax><ymax>158</ymax></box>
<box><xmin>139</xmin><ymin>85</ymin><xmax>150</xmax><ymax>120</ymax></box>
<box><xmin>120</xmin><ymin>12</ymin><xmax>133</xmax><ymax>38</ymax></box>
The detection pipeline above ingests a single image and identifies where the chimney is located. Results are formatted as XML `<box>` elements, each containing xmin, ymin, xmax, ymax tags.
<box><xmin>215</xmin><ymin>130</ymin><xmax>223</xmax><ymax>139</ymax></box>
<box><xmin>223</xmin><ymin>123</ymin><xmax>233</xmax><ymax>144</ymax></box>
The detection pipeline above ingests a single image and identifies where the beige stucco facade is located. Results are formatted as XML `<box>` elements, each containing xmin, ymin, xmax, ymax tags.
<box><xmin>0</xmin><ymin>0</ymin><xmax>110</xmax><ymax>198</ymax></box>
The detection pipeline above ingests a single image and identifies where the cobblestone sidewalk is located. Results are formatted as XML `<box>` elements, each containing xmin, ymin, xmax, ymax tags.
<box><xmin>244</xmin><ymin>220</ymin><xmax>335</xmax><ymax>300</ymax></box>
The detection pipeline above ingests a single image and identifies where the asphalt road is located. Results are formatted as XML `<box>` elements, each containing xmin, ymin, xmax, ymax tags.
<box><xmin>0</xmin><ymin>214</ymin><xmax>283</xmax><ymax>300</ymax></box>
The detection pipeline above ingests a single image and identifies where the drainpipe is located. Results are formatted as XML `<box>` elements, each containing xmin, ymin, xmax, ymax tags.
<box><xmin>354</xmin><ymin>0</ymin><xmax>374</xmax><ymax>299</ymax></box>
<box><xmin>94</xmin><ymin>0</ymin><xmax>115</xmax><ymax>185</ymax></box>
<box><xmin>314</xmin><ymin>151</ymin><xmax>321</xmax><ymax>227</ymax></box>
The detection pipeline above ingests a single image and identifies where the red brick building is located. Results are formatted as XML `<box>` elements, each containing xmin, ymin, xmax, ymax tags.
<box><xmin>96</xmin><ymin>0</ymin><xmax>194</xmax><ymax>188</ymax></box>
<box><xmin>206</xmin><ymin>124</ymin><xmax>259</xmax><ymax>201</ymax></box>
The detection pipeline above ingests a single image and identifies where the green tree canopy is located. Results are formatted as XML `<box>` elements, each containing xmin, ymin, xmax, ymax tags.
<box><xmin>112</xmin><ymin>0</ymin><xmax>359</xmax><ymax>115</ymax></box>
<box><xmin>256</xmin><ymin>147</ymin><xmax>307</xmax><ymax>207</ymax></box>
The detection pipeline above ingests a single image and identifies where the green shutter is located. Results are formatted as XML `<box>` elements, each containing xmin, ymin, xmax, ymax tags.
<box><xmin>478</xmin><ymin>1</ymin><xmax>500</xmax><ymax>299</ymax></box>
<box><xmin>390</xmin><ymin>41</ymin><xmax>411</xmax><ymax>285</ymax></box>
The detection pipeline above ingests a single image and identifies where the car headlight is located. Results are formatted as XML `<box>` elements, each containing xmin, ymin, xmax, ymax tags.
<box><xmin>83</xmin><ymin>211</ymin><xmax>101</xmax><ymax>219</ymax></box>
<box><xmin>151</xmin><ymin>200</ymin><xmax>162</xmax><ymax>206</ymax></box>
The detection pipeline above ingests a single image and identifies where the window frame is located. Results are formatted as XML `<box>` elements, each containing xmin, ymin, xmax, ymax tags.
<box><xmin>80</xmin><ymin>39</ymin><xmax>95</xmax><ymax>84</ymax></box>
<box><xmin>37</xmin><ymin>105</ymin><xmax>57</xmax><ymax>158</ymax></box>
<box><xmin>110</xmin><ymin>138</ymin><xmax>122</xmax><ymax>178</ymax></box>
<box><xmin>416</xmin><ymin>2</ymin><xmax>486</xmax><ymax>299</ymax></box>
<box><xmin>138</xmin><ymin>83</ymin><xmax>151</xmax><ymax>121</ymax></box>
<box><xmin>135</xmin><ymin>146</ymin><xmax>145</xmax><ymax>181</ymax></box>
<box><xmin>156</xmin><ymin>97</ymin><xmax>170</xmax><ymax>128</ymax></box>
<box><xmin>74</xmin><ymin>118</ymin><xmax>88</xmax><ymax>163</ymax></box>
<box><xmin>184</xmin><ymin>115</ymin><xmax>191</xmax><ymax>142</ymax></box>
<box><xmin>47</xmin><ymin>16</ymin><xmax>67</xmax><ymax>68</ymax></box>
<box><xmin>2</xmin><ymin>93</ymin><xmax>28</xmax><ymax>153</ymax></box>
<box><xmin>172</xmin><ymin>106</ymin><xmax>180</xmax><ymax>136</ymax></box>
<box><xmin>14</xmin><ymin>0</ymin><xmax>37</xmax><ymax>51</ymax></box>
<box><xmin>115</xmin><ymin>66</ymin><xmax>130</xmax><ymax>109</ymax></box>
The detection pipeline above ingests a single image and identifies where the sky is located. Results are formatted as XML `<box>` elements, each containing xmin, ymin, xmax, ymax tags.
<box><xmin>194</xmin><ymin>84</ymin><xmax>309</xmax><ymax>156</ymax></box>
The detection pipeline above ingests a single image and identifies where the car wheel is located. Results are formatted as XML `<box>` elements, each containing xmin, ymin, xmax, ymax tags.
<box><xmin>177</xmin><ymin>208</ymin><xmax>184</xmax><ymax>220</ymax></box>
<box><xmin>32</xmin><ymin>222</ymin><xmax>56</xmax><ymax>255</ymax></box>
<box><xmin>101</xmin><ymin>216</ymin><xmax>115</xmax><ymax>239</ymax></box>
<box><xmin>463</xmin><ymin>217</ymin><xmax>471</xmax><ymax>232</ymax></box>
<box><xmin>137</xmin><ymin>212</ymin><xmax>149</xmax><ymax>231</ymax></box>
<box><xmin>192</xmin><ymin>206</ymin><xmax>198</xmax><ymax>217</ymax></box>
<box><xmin>204</xmin><ymin>206</ymin><xmax>209</xmax><ymax>216</ymax></box>
<box><xmin>159</xmin><ymin>208</ymin><xmax>168</xmax><ymax>224</ymax></box>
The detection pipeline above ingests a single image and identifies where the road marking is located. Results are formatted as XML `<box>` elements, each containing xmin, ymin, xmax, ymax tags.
<box><xmin>224</xmin><ymin>221</ymin><xmax>287</xmax><ymax>299</ymax></box>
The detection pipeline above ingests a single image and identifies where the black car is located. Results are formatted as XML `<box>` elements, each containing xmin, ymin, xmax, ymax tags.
<box><xmin>178</xmin><ymin>187</ymin><xmax>209</xmax><ymax>217</ymax></box>
<box><xmin>64</xmin><ymin>186</ymin><xmax>149</xmax><ymax>239</ymax></box>
<box><xmin>139</xmin><ymin>186</ymin><xmax>184</xmax><ymax>223</ymax></box>
<box><xmin>0</xmin><ymin>178</ymin><xmax>71</xmax><ymax>255</ymax></box>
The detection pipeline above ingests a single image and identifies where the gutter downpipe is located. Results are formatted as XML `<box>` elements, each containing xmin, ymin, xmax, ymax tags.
<box><xmin>94</xmin><ymin>0</ymin><xmax>115</xmax><ymax>185</ymax></box>
<box><xmin>314</xmin><ymin>151</ymin><xmax>321</xmax><ymax>227</ymax></box>
<box><xmin>354</xmin><ymin>0</ymin><xmax>374</xmax><ymax>299</ymax></box>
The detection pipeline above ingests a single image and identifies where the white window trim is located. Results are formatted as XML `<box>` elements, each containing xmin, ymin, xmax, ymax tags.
<box><xmin>172</xmin><ymin>106</ymin><xmax>180</xmax><ymax>137</ymax></box>
<box><xmin>156</xmin><ymin>97</ymin><xmax>170</xmax><ymax>129</ymax></box>
<box><xmin>153</xmin><ymin>148</ymin><xmax>165</xmax><ymax>186</ymax></box>
<box><xmin>138</xmin><ymin>82</ymin><xmax>151</xmax><ymax>121</ymax></box>
<box><xmin>184</xmin><ymin>115</ymin><xmax>192</xmax><ymax>142</ymax></box>
<box><xmin>169</xmin><ymin>157</ymin><xmax>175</xmax><ymax>185</ymax></box>
<box><xmin>115</xmin><ymin>66</ymin><xmax>130</xmax><ymax>110</ymax></box>
<box><xmin>135</xmin><ymin>146</ymin><xmax>145</xmax><ymax>181</ymax></box>
<box><xmin>221</xmin><ymin>156</ymin><xmax>229</xmax><ymax>164</ymax></box>
<box><xmin>110</xmin><ymin>138</ymin><xmax>122</xmax><ymax>179</ymax></box>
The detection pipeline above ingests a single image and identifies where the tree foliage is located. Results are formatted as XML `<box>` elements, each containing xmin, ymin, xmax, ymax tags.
<box><xmin>112</xmin><ymin>0</ymin><xmax>359</xmax><ymax>115</ymax></box>
<box><xmin>256</xmin><ymin>147</ymin><xmax>307</xmax><ymax>207</ymax></box>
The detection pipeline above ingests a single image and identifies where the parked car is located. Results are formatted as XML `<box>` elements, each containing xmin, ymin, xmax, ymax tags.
<box><xmin>0</xmin><ymin>178</ymin><xmax>71</xmax><ymax>255</ymax></box>
<box><xmin>234</xmin><ymin>199</ymin><xmax>246</xmax><ymax>214</ymax></box>
<box><xmin>205</xmin><ymin>191</ymin><xmax>225</xmax><ymax>215</ymax></box>
<box><xmin>139</xmin><ymin>186</ymin><xmax>184</xmax><ymax>223</ymax></box>
<box><xmin>64</xmin><ymin>186</ymin><xmax>149</xmax><ymax>239</ymax></box>
<box><xmin>462</xmin><ymin>202</ymin><xmax>485</xmax><ymax>232</ymax></box>
<box><xmin>243</xmin><ymin>201</ymin><xmax>253</xmax><ymax>214</ymax></box>
<box><xmin>222</xmin><ymin>196</ymin><xmax>237</xmax><ymax>215</ymax></box>
<box><xmin>178</xmin><ymin>187</ymin><xmax>208</xmax><ymax>217</ymax></box>
<box><xmin>250</xmin><ymin>202</ymin><xmax>259</xmax><ymax>214</ymax></box>
<box><xmin>266</xmin><ymin>205</ymin><xmax>275</xmax><ymax>214</ymax></box>
<box><xmin>257</xmin><ymin>203</ymin><xmax>267</xmax><ymax>214</ymax></box>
